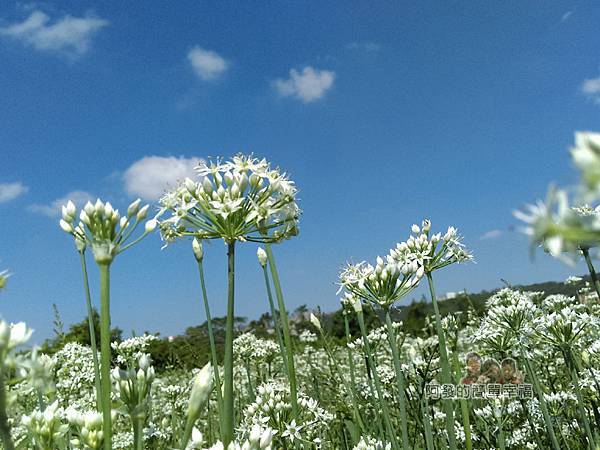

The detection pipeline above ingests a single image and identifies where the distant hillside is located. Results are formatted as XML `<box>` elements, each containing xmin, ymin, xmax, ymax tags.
<box><xmin>320</xmin><ymin>275</ymin><xmax>587</xmax><ymax>339</ymax></box>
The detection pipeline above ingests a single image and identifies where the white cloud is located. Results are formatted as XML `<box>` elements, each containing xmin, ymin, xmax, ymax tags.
<box><xmin>480</xmin><ymin>229</ymin><xmax>502</xmax><ymax>240</ymax></box>
<box><xmin>346</xmin><ymin>41</ymin><xmax>381</xmax><ymax>52</ymax></box>
<box><xmin>0</xmin><ymin>182</ymin><xmax>28</xmax><ymax>203</ymax></box>
<box><xmin>187</xmin><ymin>46</ymin><xmax>228</xmax><ymax>80</ymax></box>
<box><xmin>29</xmin><ymin>190</ymin><xmax>94</xmax><ymax>217</ymax></box>
<box><xmin>561</xmin><ymin>11</ymin><xmax>573</xmax><ymax>22</ymax></box>
<box><xmin>123</xmin><ymin>155</ymin><xmax>202</xmax><ymax>201</ymax></box>
<box><xmin>273</xmin><ymin>66</ymin><xmax>335</xmax><ymax>103</ymax></box>
<box><xmin>581</xmin><ymin>76</ymin><xmax>600</xmax><ymax>104</ymax></box>
<box><xmin>0</xmin><ymin>10</ymin><xmax>108</xmax><ymax>56</ymax></box>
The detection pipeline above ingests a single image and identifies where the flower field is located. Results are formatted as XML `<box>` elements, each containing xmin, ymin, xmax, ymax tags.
<box><xmin>3</xmin><ymin>134</ymin><xmax>600</xmax><ymax>449</ymax></box>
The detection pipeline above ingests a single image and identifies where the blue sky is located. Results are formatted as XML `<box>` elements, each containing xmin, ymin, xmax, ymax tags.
<box><xmin>1</xmin><ymin>1</ymin><xmax>599</xmax><ymax>342</ymax></box>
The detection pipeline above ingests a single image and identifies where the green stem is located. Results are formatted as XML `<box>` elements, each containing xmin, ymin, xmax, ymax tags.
<box><xmin>356</xmin><ymin>309</ymin><xmax>399</xmax><ymax>450</ymax></box>
<box><xmin>133</xmin><ymin>418</ymin><xmax>143</xmax><ymax>450</ymax></box>
<box><xmin>422</xmin><ymin>396</ymin><xmax>434</xmax><ymax>450</ymax></box>
<box><xmin>245</xmin><ymin>359</ymin><xmax>255</xmax><ymax>402</ymax></box>
<box><xmin>565</xmin><ymin>349</ymin><xmax>596</xmax><ymax>448</ymax></box>
<box><xmin>344</xmin><ymin>315</ymin><xmax>371</xmax><ymax>435</ymax></box>
<box><xmin>0</xmin><ymin>366</ymin><xmax>15</xmax><ymax>450</ymax></box>
<box><xmin>222</xmin><ymin>241</ymin><xmax>236</xmax><ymax>447</ymax></box>
<box><xmin>196</xmin><ymin>259</ymin><xmax>224</xmax><ymax>435</ymax></box>
<box><xmin>425</xmin><ymin>272</ymin><xmax>457</xmax><ymax>450</ymax></box>
<box><xmin>317</xmin><ymin>325</ymin><xmax>366</xmax><ymax>433</ymax></box>
<box><xmin>99</xmin><ymin>263</ymin><xmax>113</xmax><ymax>450</ymax></box>
<box><xmin>452</xmin><ymin>354</ymin><xmax>472</xmax><ymax>450</ymax></box>
<box><xmin>520</xmin><ymin>350</ymin><xmax>561</xmax><ymax>450</ymax></box>
<box><xmin>79</xmin><ymin>251</ymin><xmax>102</xmax><ymax>412</ymax></box>
<box><xmin>496</xmin><ymin>405</ymin><xmax>506</xmax><ymax>450</ymax></box>
<box><xmin>384</xmin><ymin>310</ymin><xmax>410</xmax><ymax>450</ymax></box>
<box><xmin>582</xmin><ymin>248</ymin><xmax>600</xmax><ymax>300</ymax></box>
<box><xmin>261</xmin><ymin>265</ymin><xmax>288</xmax><ymax>376</ymax></box>
<box><xmin>180</xmin><ymin>419</ymin><xmax>194</xmax><ymax>450</ymax></box>
<box><xmin>264</xmin><ymin>244</ymin><xmax>298</xmax><ymax>417</ymax></box>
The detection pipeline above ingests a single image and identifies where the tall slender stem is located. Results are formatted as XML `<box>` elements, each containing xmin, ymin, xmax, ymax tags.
<box><xmin>425</xmin><ymin>272</ymin><xmax>457</xmax><ymax>450</ymax></box>
<box><xmin>222</xmin><ymin>241</ymin><xmax>236</xmax><ymax>447</ymax></box>
<box><xmin>0</xmin><ymin>366</ymin><xmax>15</xmax><ymax>450</ymax></box>
<box><xmin>582</xmin><ymin>247</ymin><xmax>600</xmax><ymax>300</ymax></box>
<box><xmin>422</xmin><ymin>396</ymin><xmax>434</xmax><ymax>450</ymax></box>
<box><xmin>356</xmin><ymin>309</ymin><xmax>399</xmax><ymax>449</ymax></box>
<box><xmin>496</xmin><ymin>404</ymin><xmax>506</xmax><ymax>450</ymax></box>
<box><xmin>99</xmin><ymin>263</ymin><xmax>113</xmax><ymax>450</ymax></box>
<box><xmin>133</xmin><ymin>417</ymin><xmax>144</xmax><ymax>450</ymax></box>
<box><xmin>261</xmin><ymin>265</ymin><xmax>288</xmax><ymax>375</ymax></box>
<box><xmin>520</xmin><ymin>349</ymin><xmax>561</xmax><ymax>450</ymax></box>
<box><xmin>196</xmin><ymin>259</ymin><xmax>224</xmax><ymax>435</ymax></box>
<box><xmin>451</xmin><ymin>351</ymin><xmax>472</xmax><ymax>450</ymax></box>
<box><xmin>180</xmin><ymin>420</ymin><xmax>194</xmax><ymax>450</ymax></box>
<box><xmin>343</xmin><ymin>315</ymin><xmax>367</xmax><ymax>433</ymax></box>
<box><xmin>264</xmin><ymin>244</ymin><xmax>298</xmax><ymax>417</ymax></box>
<box><xmin>317</xmin><ymin>324</ymin><xmax>365</xmax><ymax>432</ymax></box>
<box><xmin>384</xmin><ymin>310</ymin><xmax>410</xmax><ymax>450</ymax></box>
<box><xmin>79</xmin><ymin>251</ymin><xmax>102</xmax><ymax>411</ymax></box>
<box><xmin>565</xmin><ymin>349</ymin><xmax>596</xmax><ymax>447</ymax></box>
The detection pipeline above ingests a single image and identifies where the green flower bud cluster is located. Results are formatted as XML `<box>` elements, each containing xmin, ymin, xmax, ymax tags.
<box><xmin>59</xmin><ymin>198</ymin><xmax>156</xmax><ymax>264</ymax></box>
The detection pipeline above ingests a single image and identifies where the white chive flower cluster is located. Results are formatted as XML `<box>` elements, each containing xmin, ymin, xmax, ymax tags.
<box><xmin>59</xmin><ymin>198</ymin><xmax>156</xmax><ymax>264</ymax></box>
<box><xmin>158</xmin><ymin>155</ymin><xmax>300</xmax><ymax>244</ymax></box>
<box><xmin>515</xmin><ymin>132</ymin><xmax>600</xmax><ymax>261</ymax></box>
<box><xmin>21</xmin><ymin>401</ymin><xmax>69</xmax><ymax>449</ymax></box>
<box><xmin>339</xmin><ymin>220</ymin><xmax>471</xmax><ymax>307</ymax></box>
<box><xmin>66</xmin><ymin>409</ymin><xmax>104</xmax><ymax>450</ymax></box>
<box><xmin>390</xmin><ymin>220</ymin><xmax>473</xmax><ymax>274</ymax></box>
<box><xmin>571</xmin><ymin>132</ymin><xmax>600</xmax><ymax>198</ymax></box>
<box><xmin>112</xmin><ymin>354</ymin><xmax>156</xmax><ymax>419</ymax></box>
<box><xmin>0</xmin><ymin>320</ymin><xmax>33</xmax><ymax>365</ymax></box>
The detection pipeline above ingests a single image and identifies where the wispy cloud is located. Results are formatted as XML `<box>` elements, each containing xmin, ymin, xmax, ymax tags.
<box><xmin>581</xmin><ymin>76</ymin><xmax>600</xmax><ymax>104</ymax></box>
<box><xmin>561</xmin><ymin>11</ymin><xmax>573</xmax><ymax>23</ymax></box>
<box><xmin>187</xmin><ymin>46</ymin><xmax>228</xmax><ymax>80</ymax></box>
<box><xmin>0</xmin><ymin>182</ymin><xmax>28</xmax><ymax>203</ymax></box>
<box><xmin>29</xmin><ymin>190</ymin><xmax>94</xmax><ymax>217</ymax></box>
<box><xmin>273</xmin><ymin>66</ymin><xmax>335</xmax><ymax>103</ymax></box>
<box><xmin>0</xmin><ymin>10</ymin><xmax>108</xmax><ymax>57</ymax></box>
<box><xmin>346</xmin><ymin>41</ymin><xmax>381</xmax><ymax>52</ymax></box>
<box><xmin>480</xmin><ymin>229</ymin><xmax>502</xmax><ymax>240</ymax></box>
<box><xmin>123</xmin><ymin>155</ymin><xmax>203</xmax><ymax>201</ymax></box>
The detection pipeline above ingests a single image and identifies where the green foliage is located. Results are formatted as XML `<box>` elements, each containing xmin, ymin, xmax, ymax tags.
<box><xmin>42</xmin><ymin>307</ymin><xmax>122</xmax><ymax>355</ymax></box>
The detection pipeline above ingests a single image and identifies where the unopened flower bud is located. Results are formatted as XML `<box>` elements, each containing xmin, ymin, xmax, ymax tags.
<box><xmin>411</xmin><ymin>224</ymin><xmax>420</xmax><ymax>234</ymax></box>
<box><xmin>137</xmin><ymin>205</ymin><xmax>149</xmax><ymax>221</ymax></box>
<box><xmin>185</xmin><ymin>178</ymin><xmax>197</xmax><ymax>194</ymax></box>
<box><xmin>259</xmin><ymin>428</ymin><xmax>273</xmax><ymax>448</ymax></box>
<box><xmin>60</xmin><ymin>219</ymin><xmax>74</xmax><ymax>234</ymax></box>
<box><xmin>84</xmin><ymin>201</ymin><xmax>95</xmax><ymax>216</ymax></box>
<box><xmin>62</xmin><ymin>201</ymin><xmax>77</xmax><ymax>221</ymax></box>
<box><xmin>127</xmin><ymin>198</ymin><xmax>141</xmax><ymax>217</ymax></box>
<box><xmin>310</xmin><ymin>313</ymin><xmax>322</xmax><ymax>331</ymax></box>
<box><xmin>145</xmin><ymin>219</ymin><xmax>157</xmax><ymax>233</ymax></box>
<box><xmin>192</xmin><ymin>238</ymin><xmax>204</xmax><ymax>262</ymax></box>
<box><xmin>139</xmin><ymin>354</ymin><xmax>151</xmax><ymax>371</ymax></box>
<box><xmin>257</xmin><ymin>247</ymin><xmax>268</xmax><ymax>267</ymax></box>
<box><xmin>249</xmin><ymin>424</ymin><xmax>261</xmax><ymax>444</ymax></box>
<box><xmin>79</xmin><ymin>210</ymin><xmax>91</xmax><ymax>226</ymax></box>
<box><xmin>187</xmin><ymin>363</ymin><xmax>214</xmax><ymax>421</ymax></box>
<box><xmin>202</xmin><ymin>177</ymin><xmax>213</xmax><ymax>194</ymax></box>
